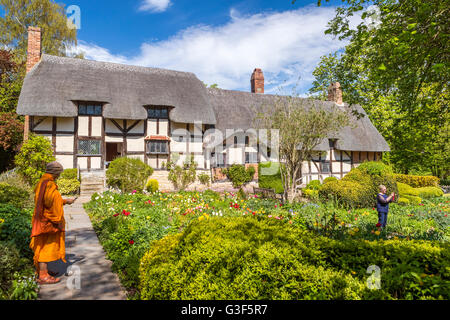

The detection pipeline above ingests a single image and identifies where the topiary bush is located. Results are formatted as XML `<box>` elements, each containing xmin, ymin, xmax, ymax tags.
<box><xmin>357</xmin><ymin>161</ymin><xmax>393</xmax><ymax>176</ymax></box>
<box><xmin>258</xmin><ymin>162</ymin><xmax>284</xmax><ymax>194</ymax></box>
<box><xmin>106</xmin><ymin>157</ymin><xmax>154</xmax><ymax>194</ymax></box>
<box><xmin>146</xmin><ymin>179</ymin><xmax>159</xmax><ymax>193</ymax></box>
<box><xmin>397</xmin><ymin>182</ymin><xmax>419</xmax><ymax>196</ymax></box>
<box><xmin>416</xmin><ymin>187</ymin><xmax>444</xmax><ymax>199</ymax></box>
<box><xmin>14</xmin><ymin>134</ymin><xmax>56</xmax><ymax>185</ymax></box>
<box><xmin>397</xmin><ymin>197</ymin><xmax>410</xmax><ymax>205</ymax></box>
<box><xmin>402</xmin><ymin>194</ymin><xmax>422</xmax><ymax>205</ymax></box>
<box><xmin>319</xmin><ymin>180</ymin><xmax>373</xmax><ymax>208</ymax></box>
<box><xmin>394</xmin><ymin>174</ymin><xmax>439</xmax><ymax>188</ymax></box>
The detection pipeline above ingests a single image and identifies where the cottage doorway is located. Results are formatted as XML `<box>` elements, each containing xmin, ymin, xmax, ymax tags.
<box><xmin>106</xmin><ymin>142</ymin><xmax>123</xmax><ymax>168</ymax></box>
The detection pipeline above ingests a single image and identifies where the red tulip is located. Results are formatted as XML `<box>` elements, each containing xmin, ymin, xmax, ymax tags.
<box><xmin>113</xmin><ymin>213</ymin><xmax>119</xmax><ymax>217</ymax></box>
<box><xmin>376</xmin><ymin>223</ymin><xmax>381</xmax><ymax>228</ymax></box>
<box><xmin>129</xmin><ymin>240</ymin><xmax>134</xmax><ymax>245</ymax></box>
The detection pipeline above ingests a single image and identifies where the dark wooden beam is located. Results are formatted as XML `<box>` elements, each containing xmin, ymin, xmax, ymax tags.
<box><xmin>52</xmin><ymin>117</ymin><xmax>57</xmax><ymax>155</ymax></box>
<box><xmin>73</xmin><ymin>117</ymin><xmax>78</xmax><ymax>169</ymax></box>
<box><xmin>110</xmin><ymin>119</ymin><xmax>125</xmax><ymax>133</ymax></box>
<box><xmin>126</xmin><ymin>120</ymin><xmax>141</xmax><ymax>134</ymax></box>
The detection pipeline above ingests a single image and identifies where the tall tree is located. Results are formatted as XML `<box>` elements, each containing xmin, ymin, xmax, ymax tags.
<box><xmin>254</xmin><ymin>94</ymin><xmax>352</xmax><ymax>203</ymax></box>
<box><xmin>307</xmin><ymin>0</ymin><xmax>449</xmax><ymax>178</ymax></box>
<box><xmin>0</xmin><ymin>0</ymin><xmax>79</xmax><ymax>62</ymax></box>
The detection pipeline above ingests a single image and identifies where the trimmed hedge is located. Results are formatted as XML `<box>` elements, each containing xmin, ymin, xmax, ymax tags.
<box><xmin>394</xmin><ymin>174</ymin><xmax>439</xmax><ymax>188</ymax></box>
<box><xmin>140</xmin><ymin>217</ymin><xmax>450</xmax><ymax>300</ymax></box>
<box><xmin>258</xmin><ymin>162</ymin><xmax>284</xmax><ymax>194</ymax></box>
<box><xmin>57</xmin><ymin>179</ymin><xmax>80</xmax><ymax>196</ymax></box>
<box><xmin>60</xmin><ymin>168</ymin><xmax>78</xmax><ymax>180</ymax></box>
<box><xmin>417</xmin><ymin>187</ymin><xmax>444</xmax><ymax>199</ymax></box>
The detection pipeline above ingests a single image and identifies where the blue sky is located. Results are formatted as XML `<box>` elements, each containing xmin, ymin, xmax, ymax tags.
<box><xmin>7</xmin><ymin>0</ymin><xmax>362</xmax><ymax>94</ymax></box>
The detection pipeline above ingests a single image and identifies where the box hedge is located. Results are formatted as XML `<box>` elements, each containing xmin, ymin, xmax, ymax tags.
<box><xmin>140</xmin><ymin>216</ymin><xmax>450</xmax><ymax>300</ymax></box>
<box><xmin>394</xmin><ymin>174</ymin><xmax>439</xmax><ymax>188</ymax></box>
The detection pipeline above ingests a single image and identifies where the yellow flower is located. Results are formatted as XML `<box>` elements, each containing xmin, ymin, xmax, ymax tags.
<box><xmin>0</xmin><ymin>218</ymin><xmax>4</xmax><ymax>224</ymax></box>
<box><xmin>351</xmin><ymin>271</ymin><xmax>356</xmax><ymax>275</ymax></box>
<box><xmin>146</xmin><ymin>216</ymin><xmax>150</xmax><ymax>220</ymax></box>
<box><xmin>393</xmin><ymin>236</ymin><xmax>399</xmax><ymax>240</ymax></box>
<box><xmin>198</xmin><ymin>216</ymin><xmax>205</xmax><ymax>221</ymax></box>
<box><xmin>375</xmin><ymin>231</ymin><xmax>381</xmax><ymax>236</ymax></box>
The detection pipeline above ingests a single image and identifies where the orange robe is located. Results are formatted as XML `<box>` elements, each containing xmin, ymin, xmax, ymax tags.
<box><xmin>30</xmin><ymin>173</ymin><xmax>67</xmax><ymax>266</ymax></box>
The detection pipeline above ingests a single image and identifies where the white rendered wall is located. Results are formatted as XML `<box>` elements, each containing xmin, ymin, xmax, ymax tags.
<box><xmin>78</xmin><ymin>117</ymin><xmax>89</xmax><ymax>136</ymax></box>
<box><xmin>91</xmin><ymin>117</ymin><xmax>102</xmax><ymax>137</ymax></box>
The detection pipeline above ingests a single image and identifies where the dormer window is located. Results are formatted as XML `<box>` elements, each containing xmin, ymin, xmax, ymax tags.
<box><xmin>78</xmin><ymin>103</ymin><xmax>102</xmax><ymax>116</ymax></box>
<box><xmin>148</xmin><ymin>107</ymin><xmax>169</xmax><ymax>119</ymax></box>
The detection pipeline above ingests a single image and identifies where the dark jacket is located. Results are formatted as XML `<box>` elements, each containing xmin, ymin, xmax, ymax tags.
<box><xmin>376</xmin><ymin>193</ymin><xmax>391</xmax><ymax>213</ymax></box>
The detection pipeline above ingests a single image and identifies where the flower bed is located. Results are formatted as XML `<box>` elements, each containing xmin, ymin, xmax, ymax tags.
<box><xmin>84</xmin><ymin>191</ymin><xmax>449</xmax><ymax>299</ymax></box>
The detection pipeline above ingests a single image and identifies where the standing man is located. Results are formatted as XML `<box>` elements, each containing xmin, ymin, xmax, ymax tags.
<box><xmin>376</xmin><ymin>185</ymin><xmax>395</xmax><ymax>229</ymax></box>
<box><xmin>30</xmin><ymin>161</ymin><xmax>76</xmax><ymax>284</ymax></box>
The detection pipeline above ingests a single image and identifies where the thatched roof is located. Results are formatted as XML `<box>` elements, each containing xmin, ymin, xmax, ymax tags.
<box><xmin>207</xmin><ymin>88</ymin><xmax>390</xmax><ymax>152</ymax></box>
<box><xmin>17</xmin><ymin>54</ymin><xmax>216</xmax><ymax>123</ymax></box>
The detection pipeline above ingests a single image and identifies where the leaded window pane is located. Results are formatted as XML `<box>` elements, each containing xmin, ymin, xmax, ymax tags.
<box><xmin>79</xmin><ymin>105</ymin><xmax>87</xmax><ymax>115</ymax></box>
<box><xmin>78</xmin><ymin>140</ymin><xmax>101</xmax><ymax>155</ymax></box>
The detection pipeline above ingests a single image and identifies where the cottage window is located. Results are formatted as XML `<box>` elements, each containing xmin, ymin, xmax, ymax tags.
<box><xmin>148</xmin><ymin>107</ymin><xmax>168</xmax><ymax>119</ymax></box>
<box><xmin>245</xmin><ymin>136</ymin><xmax>250</xmax><ymax>147</ymax></box>
<box><xmin>78</xmin><ymin>140</ymin><xmax>101</xmax><ymax>155</ymax></box>
<box><xmin>78</xmin><ymin>103</ymin><xmax>102</xmax><ymax>116</ymax></box>
<box><xmin>321</xmin><ymin>162</ymin><xmax>331</xmax><ymax>173</ymax></box>
<box><xmin>147</xmin><ymin>140</ymin><xmax>169</xmax><ymax>154</ymax></box>
<box><xmin>245</xmin><ymin>152</ymin><xmax>258</xmax><ymax>164</ymax></box>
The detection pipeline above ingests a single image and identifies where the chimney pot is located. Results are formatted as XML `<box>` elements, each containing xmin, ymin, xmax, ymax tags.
<box><xmin>328</xmin><ymin>82</ymin><xmax>343</xmax><ymax>105</ymax></box>
<box><xmin>251</xmin><ymin>68</ymin><xmax>264</xmax><ymax>94</ymax></box>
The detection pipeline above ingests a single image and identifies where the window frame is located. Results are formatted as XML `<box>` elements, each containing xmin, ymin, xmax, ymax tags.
<box><xmin>147</xmin><ymin>140</ymin><xmax>169</xmax><ymax>155</ymax></box>
<box><xmin>77</xmin><ymin>139</ymin><xmax>102</xmax><ymax>156</ymax></box>
<box><xmin>147</xmin><ymin>106</ymin><xmax>169</xmax><ymax>120</ymax></box>
<box><xmin>78</xmin><ymin>102</ymin><xmax>103</xmax><ymax>116</ymax></box>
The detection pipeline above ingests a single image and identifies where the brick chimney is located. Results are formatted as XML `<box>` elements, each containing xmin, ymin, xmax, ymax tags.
<box><xmin>251</xmin><ymin>68</ymin><xmax>264</xmax><ymax>94</ymax></box>
<box><xmin>328</xmin><ymin>82</ymin><xmax>343</xmax><ymax>105</ymax></box>
<box><xmin>24</xmin><ymin>26</ymin><xmax>41</xmax><ymax>141</ymax></box>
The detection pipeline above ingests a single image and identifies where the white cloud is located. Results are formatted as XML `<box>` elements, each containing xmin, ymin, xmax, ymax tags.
<box><xmin>139</xmin><ymin>0</ymin><xmax>171</xmax><ymax>13</ymax></box>
<box><xmin>74</xmin><ymin>6</ymin><xmax>360</xmax><ymax>94</ymax></box>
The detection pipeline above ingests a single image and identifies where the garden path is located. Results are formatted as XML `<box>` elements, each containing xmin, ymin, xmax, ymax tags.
<box><xmin>38</xmin><ymin>196</ymin><xmax>127</xmax><ymax>300</ymax></box>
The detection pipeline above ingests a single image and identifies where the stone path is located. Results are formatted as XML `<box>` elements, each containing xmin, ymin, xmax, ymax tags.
<box><xmin>38</xmin><ymin>197</ymin><xmax>127</xmax><ymax>300</ymax></box>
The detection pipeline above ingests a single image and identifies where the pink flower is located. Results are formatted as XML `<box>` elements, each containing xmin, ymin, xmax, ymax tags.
<box><xmin>274</xmin><ymin>205</ymin><xmax>277</xmax><ymax>208</ymax></box>
<box><xmin>132</xmin><ymin>190</ymin><xmax>137</xmax><ymax>194</ymax></box>
<box><xmin>268</xmin><ymin>215</ymin><xmax>272</xmax><ymax>218</ymax></box>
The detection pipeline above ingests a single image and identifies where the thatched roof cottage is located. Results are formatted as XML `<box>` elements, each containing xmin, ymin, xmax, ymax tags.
<box><xmin>17</xmin><ymin>27</ymin><xmax>389</xmax><ymax>187</ymax></box>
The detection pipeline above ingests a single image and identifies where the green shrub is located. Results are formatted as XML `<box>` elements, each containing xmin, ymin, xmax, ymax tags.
<box><xmin>394</xmin><ymin>174</ymin><xmax>439</xmax><ymax>188</ymax></box>
<box><xmin>59</xmin><ymin>168</ymin><xmax>78</xmax><ymax>180</ymax></box>
<box><xmin>397</xmin><ymin>197</ymin><xmax>410</xmax><ymax>205</ymax></box>
<box><xmin>223</xmin><ymin>164</ymin><xmax>255</xmax><ymax>188</ymax></box>
<box><xmin>303</xmin><ymin>189</ymin><xmax>318</xmax><ymax>199</ymax></box>
<box><xmin>319</xmin><ymin>180</ymin><xmax>372</xmax><ymax>208</ymax></box>
<box><xmin>140</xmin><ymin>217</ymin><xmax>365</xmax><ymax>300</ymax></box>
<box><xmin>402</xmin><ymin>194</ymin><xmax>422</xmax><ymax>205</ymax></box>
<box><xmin>0</xmin><ymin>183</ymin><xmax>30</xmax><ymax>209</ymax></box>
<box><xmin>357</xmin><ymin>161</ymin><xmax>394</xmax><ymax>176</ymax></box>
<box><xmin>166</xmin><ymin>157</ymin><xmax>197</xmax><ymax>191</ymax></box>
<box><xmin>397</xmin><ymin>182</ymin><xmax>419</xmax><ymax>196</ymax></box>
<box><xmin>56</xmin><ymin>179</ymin><xmax>80</xmax><ymax>196</ymax></box>
<box><xmin>140</xmin><ymin>217</ymin><xmax>450</xmax><ymax>300</ymax></box>
<box><xmin>198</xmin><ymin>173</ymin><xmax>211</xmax><ymax>186</ymax></box>
<box><xmin>0</xmin><ymin>204</ymin><xmax>32</xmax><ymax>257</ymax></box>
<box><xmin>14</xmin><ymin>134</ymin><xmax>56</xmax><ymax>185</ymax></box>
<box><xmin>106</xmin><ymin>157</ymin><xmax>154</xmax><ymax>194</ymax></box>
<box><xmin>306</xmin><ymin>180</ymin><xmax>322</xmax><ymax>190</ymax></box>
<box><xmin>146</xmin><ymin>179</ymin><xmax>159</xmax><ymax>193</ymax></box>
<box><xmin>258</xmin><ymin>162</ymin><xmax>284</xmax><ymax>194</ymax></box>
<box><xmin>416</xmin><ymin>187</ymin><xmax>444</xmax><ymax>199</ymax></box>
<box><xmin>323</xmin><ymin>177</ymin><xmax>338</xmax><ymax>184</ymax></box>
